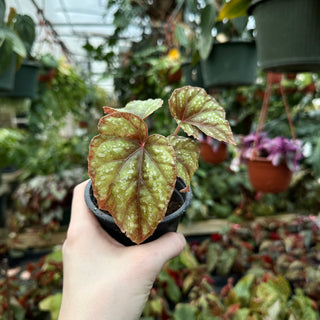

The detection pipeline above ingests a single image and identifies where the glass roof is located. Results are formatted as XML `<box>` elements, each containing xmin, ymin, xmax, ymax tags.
<box><xmin>5</xmin><ymin>0</ymin><xmax>135</xmax><ymax>92</ymax></box>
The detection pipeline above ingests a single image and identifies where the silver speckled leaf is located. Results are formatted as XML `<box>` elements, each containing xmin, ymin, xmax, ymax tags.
<box><xmin>103</xmin><ymin>99</ymin><xmax>163</xmax><ymax>119</ymax></box>
<box><xmin>168</xmin><ymin>135</ymin><xmax>200</xmax><ymax>188</ymax></box>
<box><xmin>169</xmin><ymin>86</ymin><xmax>235</xmax><ymax>145</ymax></box>
<box><xmin>88</xmin><ymin>112</ymin><xmax>177</xmax><ymax>244</ymax></box>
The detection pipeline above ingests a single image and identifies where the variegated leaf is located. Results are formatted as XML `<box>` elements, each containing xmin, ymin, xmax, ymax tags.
<box><xmin>169</xmin><ymin>86</ymin><xmax>235</xmax><ymax>145</ymax></box>
<box><xmin>88</xmin><ymin>112</ymin><xmax>177</xmax><ymax>244</ymax></box>
<box><xmin>103</xmin><ymin>98</ymin><xmax>163</xmax><ymax>119</ymax></box>
<box><xmin>168</xmin><ymin>135</ymin><xmax>200</xmax><ymax>189</ymax></box>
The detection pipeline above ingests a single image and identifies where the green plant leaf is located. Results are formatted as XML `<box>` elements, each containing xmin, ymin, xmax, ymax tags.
<box><xmin>39</xmin><ymin>293</ymin><xmax>62</xmax><ymax>320</ymax></box>
<box><xmin>233</xmin><ymin>273</ymin><xmax>255</xmax><ymax>305</ymax></box>
<box><xmin>158</xmin><ymin>270</ymin><xmax>182</xmax><ymax>303</ymax></box>
<box><xmin>198</xmin><ymin>3</ymin><xmax>216</xmax><ymax>60</ymax></box>
<box><xmin>169</xmin><ymin>86</ymin><xmax>235</xmax><ymax>145</ymax></box>
<box><xmin>88</xmin><ymin>112</ymin><xmax>177</xmax><ymax>244</ymax></box>
<box><xmin>14</xmin><ymin>14</ymin><xmax>35</xmax><ymax>56</ymax></box>
<box><xmin>173</xmin><ymin>303</ymin><xmax>197</xmax><ymax>320</ymax></box>
<box><xmin>103</xmin><ymin>98</ymin><xmax>163</xmax><ymax>119</ymax></box>
<box><xmin>168</xmin><ymin>135</ymin><xmax>200</xmax><ymax>188</ymax></box>
<box><xmin>217</xmin><ymin>0</ymin><xmax>251</xmax><ymax>21</ymax></box>
<box><xmin>0</xmin><ymin>26</ymin><xmax>26</xmax><ymax>56</ymax></box>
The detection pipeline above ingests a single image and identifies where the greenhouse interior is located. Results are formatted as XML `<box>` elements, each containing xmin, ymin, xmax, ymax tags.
<box><xmin>1</xmin><ymin>0</ymin><xmax>320</xmax><ymax>319</ymax></box>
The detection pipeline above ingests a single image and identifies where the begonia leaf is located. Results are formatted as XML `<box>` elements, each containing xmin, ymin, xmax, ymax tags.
<box><xmin>169</xmin><ymin>86</ymin><xmax>235</xmax><ymax>145</ymax></box>
<box><xmin>103</xmin><ymin>98</ymin><xmax>163</xmax><ymax>119</ymax></box>
<box><xmin>88</xmin><ymin>112</ymin><xmax>177</xmax><ymax>244</ymax></box>
<box><xmin>168</xmin><ymin>135</ymin><xmax>200</xmax><ymax>189</ymax></box>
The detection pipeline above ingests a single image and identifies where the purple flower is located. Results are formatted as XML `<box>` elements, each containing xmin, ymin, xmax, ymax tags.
<box><xmin>241</xmin><ymin>132</ymin><xmax>303</xmax><ymax>171</ymax></box>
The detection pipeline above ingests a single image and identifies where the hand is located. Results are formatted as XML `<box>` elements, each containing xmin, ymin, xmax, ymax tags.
<box><xmin>59</xmin><ymin>180</ymin><xmax>186</xmax><ymax>320</ymax></box>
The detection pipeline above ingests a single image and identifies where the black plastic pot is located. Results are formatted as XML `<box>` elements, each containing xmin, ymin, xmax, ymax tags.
<box><xmin>84</xmin><ymin>178</ymin><xmax>192</xmax><ymax>246</ymax></box>
<box><xmin>249</xmin><ymin>0</ymin><xmax>320</xmax><ymax>72</ymax></box>
<box><xmin>200</xmin><ymin>41</ymin><xmax>257</xmax><ymax>88</ymax></box>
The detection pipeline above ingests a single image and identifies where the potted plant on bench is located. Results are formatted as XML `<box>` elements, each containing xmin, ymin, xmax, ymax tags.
<box><xmin>85</xmin><ymin>86</ymin><xmax>235</xmax><ymax>245</ymax></box>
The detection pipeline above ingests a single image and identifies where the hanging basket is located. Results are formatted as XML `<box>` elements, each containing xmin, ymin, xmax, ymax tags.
<box><xmin>200</xmin><ymin>142</ymin><xmax>227</xmax><ymax>164</ymax></box>
<box><xmin>0</xmin><ymin>56</ymin><xmax>16</xmax><ymax>92</ymax></box>
<box><xmin>200</xmin><ymin>41</ymin><xmax>257</xmax><ymax>88</ymax></box>
<box><xmin>247</xmin><ymin>157</ymin><xmax>292</xmax><ymax>193</ymax></box>
<box><xmin>0</xmin><ymin>60</ymin><xmax>40</xmax><ymax>99</ymax></box>
<box><xmin>249</xmin><ymin>0</ymin><xmax>320</xmax><ymax>72</ymax></box>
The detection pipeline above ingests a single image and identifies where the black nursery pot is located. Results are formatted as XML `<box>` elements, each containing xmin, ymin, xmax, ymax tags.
<box><xmin>84</xmin><ymin>178</ymin><xmax>192</xmax><ymax>246</ymax></box>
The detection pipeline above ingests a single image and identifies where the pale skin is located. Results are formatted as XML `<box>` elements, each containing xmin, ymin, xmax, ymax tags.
<box><xmin>59</xmin><ymin>180</ymin><xmax>186</xmax><ymax>320</ymax></box>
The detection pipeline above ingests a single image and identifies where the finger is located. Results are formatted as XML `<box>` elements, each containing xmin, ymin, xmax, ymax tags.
<box><xmin>69</xmin><ymin>180</ymin><xmax>100</xmax><ymax>226</ymax></box>
<box><xmin>141</xmin><ymin>232</ymin><xmax>186</xmax><ymax>267</ymax></box>
<box><xmin>68</xmin><ymin>180</ymin><xmax>124</xmax><ymax>247</ymax></box>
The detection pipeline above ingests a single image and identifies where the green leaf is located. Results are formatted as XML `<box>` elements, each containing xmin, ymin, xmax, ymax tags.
<box><xmin>169</xmin><ymin>86</ymin><xmax>235</xmax><ymax>145</ymax></box>
<box><xmin>158</xmin><ymin>270</ymin><xmax>182</xmax><ymax>303</ymax></box>
<box><xmin>173</xmin><ymin>303</ymin><xmax>197</xmax><ymax>320</ymax></box>
<box><xmin>217</xmin><ymin>0</ymin><xmax>251</xmax><ymax>21</ymax></box>
<box><xmin>14</xmin><ymin>15</ymin><xmax>35</xmax><ymax>56</ymax></box>
<box><xmin>198</xmin><ymin>3</ymin><xmax>216</xmax><ymax>60</ymax></box>
<box><xmin>168</xmin><ymin>135</ymin><xmax>200</xmax><ymax>188</ymax></box>
<box><xmin>39</xmin><ymin>293</ymin><xmax>62</xmax><ymax>320</ymax></box>
<box><xmin>103</xmin><ymin>98</ymin><xmax>163</xmax><ymax>119</ymax></box>
<box><xmin>179</xmin><ymin>244</ymin><xmax>199</xmax><ymax>268</ymax></box>
<box><xmin>233</xmin><ymin>273</ymin><xmax>255</xmax><ymax>305</ymax></box>
<box><xmin>206</xmin><ymin>242</ymin><xmax>221</xmax><ymax>272</ymax></box>
<box><xmin>88</xmin><ymin>112</ymin><xmax>177</xmax><ymax>244</ymax></box>
<box><xmin>0</xmin><ymin>26</ymin><xmax>26</xmax><ymax>56</ymax></box>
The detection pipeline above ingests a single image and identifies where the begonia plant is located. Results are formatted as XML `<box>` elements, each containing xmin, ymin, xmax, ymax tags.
<box><xmin>88</xmin><ymin>86</ymin><xmax>235</xmax><ymax>244</ymax></box>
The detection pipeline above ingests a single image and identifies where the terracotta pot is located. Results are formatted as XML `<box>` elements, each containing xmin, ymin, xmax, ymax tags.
<box><xmin>247</xmin><ymin>157</ymin><xmax>292</xmax><ymax>193</ymax></box>
<box><xmin>38</xmin><ymin>68</ymin><xmax>56</xmax><ymax>82</ymax></box>
<box><xmin>200</xmin><ymin>142</ymin><xmax>227</xmax><ymax>164</ymax></box>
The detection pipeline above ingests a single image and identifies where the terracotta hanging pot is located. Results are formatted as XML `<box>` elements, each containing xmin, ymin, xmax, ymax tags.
<box><xmin>247</xmin><ymin>157</ymin><xmax>292</xmax><ymax>193</ymax></box>
<box><xmin>200</xmin><ymin>142</ymin><xmax>227</xmax><ymax>164</ymax></box>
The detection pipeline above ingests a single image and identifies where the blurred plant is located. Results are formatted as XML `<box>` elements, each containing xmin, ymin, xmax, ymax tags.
<box><xmin>0</xmin><ymin>249</ymin><xmax>63</xmax><ymax>319</ymax></box>
<box><xmin>29</xmin><ymin>58</ymin><xmax>88</xmax><ymax>133</ymax></box>
<box><xmin>0</xmin><ymin>128</ymin><xmax>25</xmax><ymax>169</ymax></box>
<box><xmin>2</xmin><ymin>215</ymin><xmax>320</xmax><ymax>319</ymax></box>
<box><xmin>10</xmin><ymin>167</ymin><xmax>85</xmax><ymax>232</ymax></box>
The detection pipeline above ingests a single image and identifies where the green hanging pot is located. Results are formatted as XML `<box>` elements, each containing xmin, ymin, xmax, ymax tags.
<box><xmin>181</xmin><ymin>62</ymin><xmax>204</xmax><ymax>88</ymax></box>
<box><xmin>1</xmin><ymin>60</ymin><xmax>40</xmax><ymax>99</ymax></box>
<box><xmin>200</xmin><ymin>41</ymin><xmax>257</xmax><ymax>88</ymax></box>
<box><xmin>249</xmin><ymin>0</ymin><xmax>320</xmax><ymax>72</ymax></box>
<box><xmin>0</xmin><ymin>55</ymin><xmax>16</xmax><ymax>92</ymax></box>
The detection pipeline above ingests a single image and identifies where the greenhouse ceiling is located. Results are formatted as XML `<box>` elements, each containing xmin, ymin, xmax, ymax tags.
<box><xmin>5</xmin><ymin>0</ymin><xmax>142</xmax><ymax>92</ymax></box>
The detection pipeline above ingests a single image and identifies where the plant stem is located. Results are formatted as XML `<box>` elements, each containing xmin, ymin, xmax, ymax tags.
<box><xmin>173</xmin><ymin>125</ymin><xmax>180</xmax><ymax>136</ymax></box>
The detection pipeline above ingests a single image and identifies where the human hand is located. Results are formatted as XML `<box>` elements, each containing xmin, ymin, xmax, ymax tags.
<box><xmin>59</xmin><ymin>180</ymin><xmax>186</xmax><ymax>320</ymax></box>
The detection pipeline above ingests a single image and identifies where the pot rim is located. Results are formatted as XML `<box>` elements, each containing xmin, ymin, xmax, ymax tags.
<box><xmin>248</xmin><ymin>0</ymin><xmax>272</xmax><ymax>14</ymax></box>
<box><xmin>84</xmin><ymin>178</ymin><xmax>193</xmax><ymax>226</ymax></box>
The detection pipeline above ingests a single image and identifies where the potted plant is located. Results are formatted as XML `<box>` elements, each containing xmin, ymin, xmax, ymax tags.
<box><xmin>0</xmin><ymin>2</ymin><xmax>39</xmax><ymax>99</ymax></box>
<box><xmin>85</xmin><ymin>86</ymin><xmax>235</xmax><ymax>245</ymax></box>
<box><xmin>219</xmin><ymin>0</ymin><xmax>320</xmax><ymax>73</ymax></box>
<box><xmin>199</xmin><ymin>134</ymin><xmax>228</xmax><ymax>164</ymax></box>
<box><xmin>176</xmin><ymin>2</ymin><xmax>257</xmax><ymax>89</ymax></box>
<box><xmin>38</xmin><ymin>53</ymin><xmax>58</xmax><ymax>83</ymax></box>
<box><xmin>0</xmin><ymin>0</ymin><xmax>26</xmax><ymax>92</ymax></box>
<box><xmin>240</xmin><ymin>132</ymin><xmax>304</xmax><ymax>193</ymax></box>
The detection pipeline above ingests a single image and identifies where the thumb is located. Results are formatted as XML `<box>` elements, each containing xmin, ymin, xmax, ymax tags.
<box><xmin>142</xmin><ymin>232</ymin><xmax>186</xmax><ymax>268</ymax></box>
